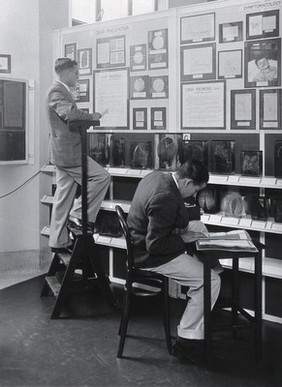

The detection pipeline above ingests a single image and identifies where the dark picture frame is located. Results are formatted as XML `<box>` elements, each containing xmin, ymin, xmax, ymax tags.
<box><xmin>130</xmin><ymin>76</ymin><xmax>149</xmax><ymax>99</ymax></box>
<box><xmin>74</xmin><ymin>79</ymin><xmax>90</xmax><ymax>102</ymax></box>
<box><xmin>77</xmin><ymin>48</ymin><xmax>92</xmax><ymax>75</ymax></box>
<box><xmin>130</xmin><ymin>44</ymin><xmax>147</xmax><ymax>71</ymax></box>
<box><xmin>259</xmin><ymin>89</ymin><xmax>281</xmax><ymax>129</ymax></box>
<box><xmin>241</xmin><ymin>150</ymin><xmax>262</xmax><ymax>176</ymax></box>
<box><xmin>96</xmin><ymin>35</ymin><xmax>126</xmax><ymax>69</ymax></box>
<box><xmin>0</xmin><ymin>55</ymin><xmax>11</xmax><ymax>73</ymax></box>
<box><xmin>219</xmin><ymin>21</ymin><xmax>243</xmax><ymax>43</ymax></box>
<box><xmin>244</xmin><ymin>38</ymin><xmax>281</xmax><ymax>88</ymax></box>
<box><xmin>151</xmin><ymin>107</ymin><xmax>166</xmax><ymax>130</ymax></box>
<box><xmin>211</xmin><ymin>140</ymin><xmax>235</xmax><ymax>174</ymax></box>
<box><xmin>64</xmin><ymin>43</ymin><xmax>77</xmax><ymax>60</ymax></box>
<box><xmin>148</xmin><ymin>28</ymin><xmax>168</xmax><ymax>70</ymax></box>
<box><xmin>180</xmin><ymin>13</ymin><xmax>215</xmax><ymax>44</ymax></box>
<box><xmin>231</xmin><ymin>89</ymin><xmax>256</xmax><ymax>129</ymax></box>
<box><xmin>181</xmin><ymin>43</ymin><xmax>216</xmax><ymax>81</ymax></box>
<box><xmin>150</xmin><ymin>76</ymin><xmax>168</xmax><ymax>99</ymax></box>
<box><xmin>133</xmin><ymin>108</ymin><xmax>147</xmax><ymax>130</ymax></box>
<box><xmin>246</xmin><ymin>10</ymin><xmax>279</xmax><ymax>40</ymax></box>
<box><xmin>218</xmin><ymin>49</ymin><xmax>242</xmax><ymax>79</ymax></box>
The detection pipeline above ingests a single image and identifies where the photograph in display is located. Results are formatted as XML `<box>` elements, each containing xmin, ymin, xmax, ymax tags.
<box><xmin>219</xmin><ymin>21</ymin><xmax>243</xmax><ymax>43</ymax></box>
<box><xmin>151</xmin><ymin>107</ymin><xmax>166</xmax><ymax>130</ymax></box>
<box><xmin>148</xmin><ymin>29</ymin><xmax>168</xmax><ymax>69</ymax></box>
<box><xmin>130</xmin><ymin>44</ymin><xmax>147</xmax><ymax>71</ymax></box>
<box><xmin>157</xmin><ymin>134</ymin><xmax>179</xmax><ymax>170</ymax></box>
<box><xmin>180</xmin><ymin>13</ymin><xmax>215</xmax><ymax>44</ymax></box>
<box><xmin>178</xmin><ymin>139</ymin><xmax>208</xmax><ymax>165</ymax></box>
<box><xmin>110</xmin><ymin>137</ymin><xmax>125</xmax><ymax>167</ymax></box>
<box><xmin>274</xmin><ymin>199</ymin><xmax>282</xmax><ymax>223</ymax></box>
<box><xmin>130</xmin><ymin>76</ymin><xmax>149</xmax><ymax>99</ymax></box>
<box><xmin>274</xmin><ymin>140</ymin><xmax>282</xmax><ymax>177</ymax></box>
<box><xmin>181</xmin><ymin>43</ymin><xmax>216</xmax><ymax>81</ymax></box>
<box><xmin>218</xmin><ymin>50</ymin><xmax>242</xmax><ymax>79</ymax></box>
<box><xmin>0</xmin><ymin>55</ymin><xmax>11</xmax><ymax>73</ymax></box>
<box><xmin>94</xmin><ymin>69</ymin><xmax>129</xmax><ymax>129</ymax></box>
<box><xmin>241</xmin><ymin>150</ymin><xmax>262</xmax><ymax>176</ymax></box>
<box><xmin>96</xmin><ymin>35</ymin><xmax>125</xmax><ymax>69</ymax></box>
<box><xmin>260</xmin><ymin>89</ymin><xmax>281</xmax><ymax>129</ymax></box>
<box><xmin>211</xmin><ymin>140</ymin><xmax>235</xmax><ymax>174</ymax></box>
<box><xmin>133</xmin><ymin>108</ymin><xmax>147</xmax><ymax>130</ymax></box>
<box><xmin>77</xmin><ymin>48</ymin><xmax>92</xmax><ymax>75</ymax></box>
<box><xmin>73</xmin><ymin>79</ymin><xmax>90</xmax><ymax>102</ymax></box>
<box><xmin>64</xmin><ymin>43</ymin><xmax>76</xmax><ymax>60</ymax></box>
<box><xmin>150</xmin><ymin>76</ymin><xmax>168</xmax><ymax>99</ymax></box>
<box><xmin>244</xmin><ymin>38</ymin><xmax>281</xmax><ymax>87</ymax></box>
<box><xmin>231</xmin><ymin>89</ymin><xmax>256</xmax><ymax>129</ymax></box>
<box><xmin>130</xmin><ymin>141</ymin><xmax>153</xmax><ymax>169</ymax></box>
<box><xmin>246</xmin><ymin>10</ymin><xmax>279</xmax><ymax>40</ymax></box>
<box><xmin>182</xmin><ymin>81</ymin><xmax>225</xmax><ymax>129</ymax></box>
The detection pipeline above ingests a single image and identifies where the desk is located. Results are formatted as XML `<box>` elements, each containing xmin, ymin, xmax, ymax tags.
<box><xmin>198</xmin><ymin>241</ymin><xmax>264</xmax><ymax>366</ymax></box>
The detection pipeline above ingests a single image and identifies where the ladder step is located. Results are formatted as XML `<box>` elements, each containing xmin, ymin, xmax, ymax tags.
<box><xmin>57</xmin><ymin>251</ymin><xmax>71</xmax><ymax>266</ymax></box>
<box><xmin>46</xmin><ymin>276</ymin><xmax>61</xmax><ymax>297</ymax></box>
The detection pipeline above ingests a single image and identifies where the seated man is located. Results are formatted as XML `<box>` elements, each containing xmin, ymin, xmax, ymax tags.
<box><xmin>127</xmin><ymin>160</ymin><xmax>221</xmax><ymax>362</ymax></box>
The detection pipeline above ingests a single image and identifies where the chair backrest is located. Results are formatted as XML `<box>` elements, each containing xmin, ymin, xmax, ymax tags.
<box><xmin>115</xmin><ymin>205</ymin><xmax>135</xmax><ymax>271</ymax></box>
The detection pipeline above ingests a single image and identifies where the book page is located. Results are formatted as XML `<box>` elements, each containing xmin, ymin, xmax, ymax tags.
<box><xmin>207</xmin><ymin>229</ymin><xmax>250</xmax><ymax>240</ymax></box>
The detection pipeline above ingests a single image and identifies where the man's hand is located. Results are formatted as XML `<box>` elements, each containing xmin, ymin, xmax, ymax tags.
<box><xmin>92</xmin><ymin>112</ymin><xmax>102</xmax><ymax>120</ymax></box>
<box><xmin>181</xmin><ymin>231</ymin><xmax>209</xmax><ymax>244</ymax></box>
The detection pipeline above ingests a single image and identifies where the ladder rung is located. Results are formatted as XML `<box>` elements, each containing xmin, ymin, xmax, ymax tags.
<box><xmin>46</xmin><ymin>276</ymin><xmax>61</xmax><ymax>297</ymax></box>
<box><xmin>57</xmin><ymin>251</ymin><xmax>71</xmax><ymax>266</ymax></box>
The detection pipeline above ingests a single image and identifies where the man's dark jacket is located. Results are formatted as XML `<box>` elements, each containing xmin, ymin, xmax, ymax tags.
<box><xmin>127</xmin><ymin>170</ymin><xmax>189</xmax><ymax>268</ymax></box>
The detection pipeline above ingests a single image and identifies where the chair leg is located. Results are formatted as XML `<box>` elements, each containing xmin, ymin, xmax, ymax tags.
<box><xmin>162</xmin><ymin>278</ymin><xmax>172</xmax><ymax>355</ymax></box>
<box><xmin>117</xmin><ymin>291</ymin><xmax>131</xmax><ymax>358</ymax></box>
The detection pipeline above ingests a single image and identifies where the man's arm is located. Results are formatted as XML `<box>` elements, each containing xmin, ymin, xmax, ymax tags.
<box><xmin>145</xmin><ymin>193</ymin><xmax>186</xmax><ymax>257</ymax></box>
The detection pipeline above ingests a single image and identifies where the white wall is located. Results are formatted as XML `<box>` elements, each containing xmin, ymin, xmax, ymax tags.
<box><xmin>0</xmin><ymin>0</ymin><xmax>69</xmax><ymax>252</ymax></box>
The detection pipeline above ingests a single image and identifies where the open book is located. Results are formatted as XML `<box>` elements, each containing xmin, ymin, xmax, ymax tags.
<box><xmin>196</xmin><ymin>229</ymin><xmax>258</xmax><ymax>253</ymax></box>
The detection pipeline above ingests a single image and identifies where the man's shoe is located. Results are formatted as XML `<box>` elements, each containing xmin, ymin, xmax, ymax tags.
<box><xmin>68</xmin><ymin>216</ymin><xmax>94</xmax><ymax>233</ymax></box>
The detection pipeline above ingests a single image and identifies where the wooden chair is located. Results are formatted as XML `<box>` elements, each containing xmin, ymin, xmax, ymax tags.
<box><xmin>115</xmin><ymin>205</ymin><xmax>172</xmax><ymax>358</ymax></box>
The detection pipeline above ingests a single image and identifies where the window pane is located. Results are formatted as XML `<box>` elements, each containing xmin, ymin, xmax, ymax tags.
<box><xmin>132</xmin><ymin>0</ymin><xmax>155</xmax><ymax>15</ymax></box>
<box><xmin>101</xmin><ymin>0</ymin><xmax>128</xmax><ymax>21</ymax></box>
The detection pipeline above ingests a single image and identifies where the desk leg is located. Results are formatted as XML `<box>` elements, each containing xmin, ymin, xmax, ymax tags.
<box><xmin>204</xmin><ymin>256</ymin><xmax>211</xmax><ymax>367</ymax></box>
<box><xmin>255</xmin><ymin>249</ymin><xmax>262</xmax><ymax>361</ymax></box>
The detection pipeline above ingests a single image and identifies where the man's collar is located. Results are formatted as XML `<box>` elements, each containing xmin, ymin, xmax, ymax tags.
<box><xmin>57</xmin><ymin>80</ymin><xmax>71</xmax><ymax>93</ymax></box>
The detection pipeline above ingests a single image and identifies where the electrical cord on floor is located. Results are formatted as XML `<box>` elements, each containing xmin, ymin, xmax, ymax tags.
<box><xmin>0</xmin><ymin>170</ymin><xmax>41</xmax><ymax>200</ymax></box>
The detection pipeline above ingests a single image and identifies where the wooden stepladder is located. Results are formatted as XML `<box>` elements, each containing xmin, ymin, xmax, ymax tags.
<box><xmin>41</xmin><ymin>120</ymin><xmax>118</xmax><ymax>319</ymax></box>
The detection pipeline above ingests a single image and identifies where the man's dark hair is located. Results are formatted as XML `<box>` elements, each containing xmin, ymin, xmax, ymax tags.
<box><xmin>54</xmin><ymin>58</ymin><xmax>77</xmax><ymax>74</ymax></box>
<box><xmin>177</xmin><ymin>160</ymin><xmax>209</xmax><ymax>185</ymax></box>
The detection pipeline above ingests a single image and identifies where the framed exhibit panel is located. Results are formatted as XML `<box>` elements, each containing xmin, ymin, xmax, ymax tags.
<box><xmin>96</xmin><ymin>35</ymin><xmax>126</xmax><ymax>69</ymax></box>
<box><xmin>181</xmin><ymin>43</ymin><xmax>216</xmax><ymax>81</ymax></box>
<box><xmin>259</xmin><ymin>89</ymin><xmax>281</xmax><ymax>129</ymax></box>
<box><xmin>244</xmin><ymin>38</ymin><xmax>281</xmax><ymax>88</ymax></box>
<box><xmin>211</xmin><ymin>140</ymin><xmax>235</xmax><ymax>174</ymax></box>
<box><xmin>246</xmin><ymin>9</ymin><xmax>279</xmax><ymax>40</ymax></box>
<box><xmin>74</xmin><ymin>79</ymin><xmax>90</xmax><ymax>102</ymax></box>
<box><xmin>180</xmin><ymin>13</ymin><xmax>215</xmax><ymax>44</ymax></box>
<box><xmin>148</xmin><ymin>29</ymin><xmax>168</xmax><ymax>69</ymax></box>
<box><xmin>218</xmin><ymin>50</ymin><xmax>242</xmax><ymax>79</ymax></box>
<box><xmin>231</xmin><ymin>89</ymin><xmax>256</xmax><ymax>129</ymax></box>
<box><xmin>133</xmin><ymin>108</ymin><xmax>147</xmax><ymax>130</ymax></box>
<box><xmin>94</xmin><ymin>68</ymin><xmax>129</xmax><ymax>129</ymax></box>
<box><xmin>77</xmin><ymin>48</ymin><xmax>92</xmax><ymax>75</ymax></box>
<box><xmin>150</xmin><ymin>76</ymin><xmax>168</xmax><ymax>99</ymax></box>
<box><xmin>0</xmin><ymin>78</ymin><xmax>28</xmax><ymax>163</ymax></box>
<box><xmin>64</xmin><ymin>43</ymin><xmax>76</xmax><ymax>60</ymax></box>
<box><xmin>130</xmin><ymin>76</ymin><xmax>149</xmax><ymax>99</ymax></box>
<box><xmin>241</xmin><ymin>150</ymin><xmax>262</xmax><ymax>176</ymax></box>
<box><xmin>219</xmin><ymin>21</ymin><xmax>243</xmax><ymax>43</ymax></box>
<box><xmin>151</xmin><ymin>107</ymin><xmax>166</xmax><ymax>130</ymax></box>
<box><xmin>130</xmin><ymin>44</ymin><xmax>147</xmax><ymax>71</ymax></box>
<box><xmin>181</xmin><ymin>81</ymin><xmax>225</xmax><ymax>129</ymax></box>
<box><xmin>0</xmin><ymin>55</ymin><xmax>11</xmax><ymax>73</ymax></box>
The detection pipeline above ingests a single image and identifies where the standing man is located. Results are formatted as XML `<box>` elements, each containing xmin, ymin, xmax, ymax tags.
<box><xmin>46</xmin><ymin>57</ymin><xmax>110</xmax><ymax>253</ymax></box>
<box><xmin>127</xmin><ymin>160</ymin><xmax>221</xmax><ymax>362</ymax></box>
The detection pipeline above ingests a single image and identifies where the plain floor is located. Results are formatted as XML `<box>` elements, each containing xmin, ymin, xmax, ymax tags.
<box><xmin>0</xmin><ymin>274</ymin><xmax>282</xmax><ymax>387</ymax></box>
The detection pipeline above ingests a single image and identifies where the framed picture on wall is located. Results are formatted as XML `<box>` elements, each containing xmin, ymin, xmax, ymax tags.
<box><xmin>241</xmin><ymin>150</ymin><xmax>262</xmax><ymax>176</ymax></box>
<box><xmin>218</xmin><ymin>50</ymin><xmax>242</xmax><ymax>79</ymax></box>
<box><xmin>148</xmin><ymin>29</ymin><xmax>168</xmax><ymax>69</ymax></box>
<box><xmin>259</xmin><ymin>89</ymin><xmax>281</xmax><ymax>129</ymax></box>
<box><xmin>73</xmin><ymin>79</ymin><xmax>90</xmax><ymax>102</ymax></box>
<box><xmin>246</xmin><ymin>10</ymin><xmax>279</xmax><ymax>40</ymax></box>
<box><xmin>150</xmin><ymin>76</ymin><xmax>168</xmax><ymax>99</ymax></box>
<box><xmin>64</xmin><ymin>43</ymin><xmax>76</xmax><ymax>60</ymax></box>
<box><xmin>151</xmin><ymin>107</ymin><xmax>166</xmax><ymax>130</ymax></box>
<box><xmin>130</xmin><ymin>76</ymin><xmax>149</xmax><ymax>99</ymax></box>
<box><xmin>231</xmin><ymin>89</ymin><xmax>256</xmax><ymax>129</ymax></box>
<box><xmin>130</xmin><ymin>44</ymin><xmax>146</xmax><ymax>71</ymax></box>
<box><xmin>96</xmin><ymin>35</ymin><xmax>126</xmax><ymax>69</ymax></box>
<box><xmin>0</xmin><ymin>55</ymin><xmax>11</xmax><ymax>73</ymax></box>
<box><xmin>219</xmin><ymin>21</ymin><xmax>243</xmax><ymax>43</ymax></box>
<box><xmin>77</xmin><ymin>48</ymin><xmax>92</xmax><ymax>75</ymax></box>
<box><xmin>181</xmin><ymin>43</ymin><xmax>216</xmax><ymax>81</ymax></box>
<box><xmin>133</xmin><ymin>108</ymin><xmax>147</xmax><ymax>130</ymax></box>
<box><xmin>180</xmin><ymin>13</ymin><xmax>215</xmax><ymax>44</ymax></box>
<box><xmin>244</xmin><ymin>38</ymin><xmax>281</xmax><ymax>88</ymax></box>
